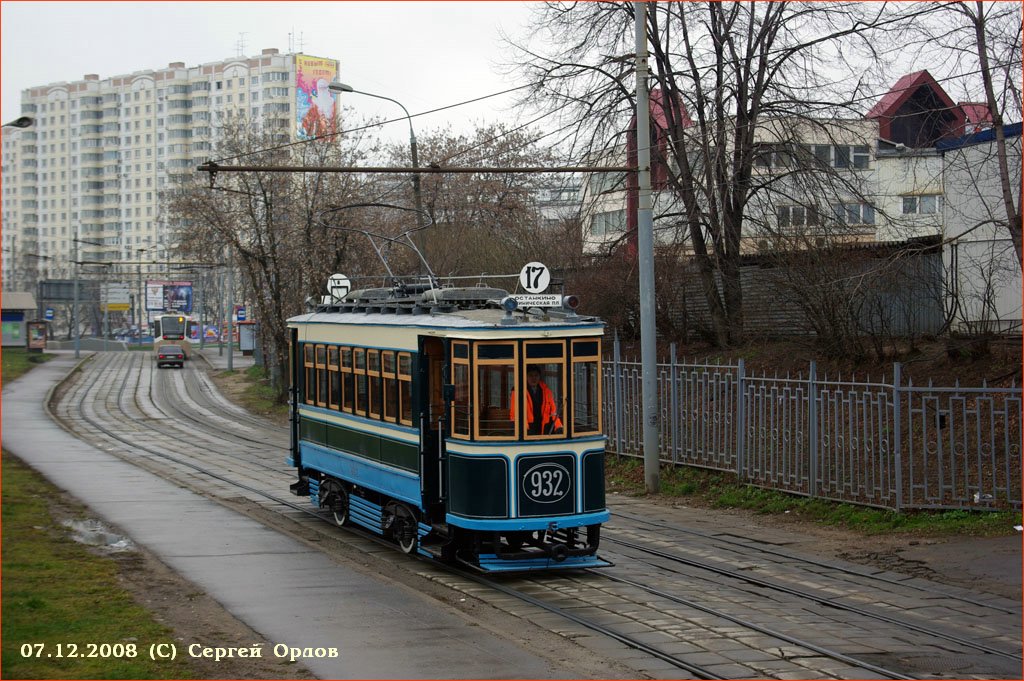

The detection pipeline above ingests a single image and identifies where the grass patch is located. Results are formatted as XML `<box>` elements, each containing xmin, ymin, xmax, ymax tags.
<box><xmin>2</xmin><ymin>347</ymin><xmax>53</xmax><ymax>383</ymax></box>
<box><xmin>1</xmin><ymin>451</ymin><xmax>196</xmax><ymax>679</ymax></box>
<box><xmin>220</xmin><ymin>365</ymin><xmax>289</xmax><ymax>421</ymax></box>
<box><xmin>605</xmin><ymin>455</ymin><xmax>1021</xmax><ymax>537</ymax></box>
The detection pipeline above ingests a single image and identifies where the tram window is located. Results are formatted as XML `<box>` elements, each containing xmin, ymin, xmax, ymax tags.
<box><xmin>450</xmin><ymin>341</ymin><xmax>471</xmax><ymax>438</ymax></box>
<box><xmin>398</xmin><ymin>352</ymin><xmax>412</xmax><ymax>426</ymax></box>
<box><xmin>452</xmin><ymin>363</ymin><xmax>470</xmax><ymax>437</ymax></box>
<box><xmin>572</xmin><ymin>339</ymin><xmax>602</xmax><ymax>435</ymax></box>
<box><xmin>327</xmin><ymin>346</ymin><xmax>340</xmax><ymax>410</ymax></box>
<box><xmin>288</xmin><ymin>342</ymin><xmax>294</xmax><ymax>394</ymax></box>
<box><xmin>367</xmin><ymin>349</ymin><xmax>382</xmax><ymax>420</ymax></box>
<box><xmin>341</xmin><ymin>347</ymin><xmax>353</xmax><ymax>413</ymax></box>
<box><xmin>521</xmin><ymin>342</ymin><xmax>566</xmax><ymax>439</ymax></box>
<box><xmin>474</xmin><ymin>341</ymin><xmax>516</xmax><ymax>439</ymax></box>
<box><xmin>354</xmin><ymin>348</ymin><xmax>367</xmax><ymax>417</ymax></box>
<box><xmin>303</xmin><ymin>344</ymin><xmax>316</xmax><ymax>405</ymax></box>
<box><xmin>382</xmin><ymin>351</ymin><xmax>397</xmax><ymax>423</ymax></box>
<box><xmin>315</xmin><ymin>345</ymin><xmax>328</xmax><ymax>407</ymax></box>
<box><xmin>477</xmin><ymin>343</ymin><xmax>514</xmax><ymax>360</ymax></box>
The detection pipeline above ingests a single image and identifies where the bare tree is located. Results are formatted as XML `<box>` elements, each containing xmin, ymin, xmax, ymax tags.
<box><xmin>899</xmin><ymin>1</ymin><xmax>1023</xmax><ymax>267</ymax></box>
<box><xmin>508</xmin><ymin>2</ymin><xmax>929</xmax><ymax>346</ymax></box>
<box><xmin>380</xmin><ymin>123</ymin><xmax>574</xmax><ymax>279</ymax></box>
<box><xmin>166</xmin><ymin>116</ymin><xmax>378</xmax><ymax>395</ymax></box>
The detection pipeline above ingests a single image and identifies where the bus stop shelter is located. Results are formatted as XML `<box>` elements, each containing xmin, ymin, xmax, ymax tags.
<box><xmin>2</xmin><ymin>291</ymin><xmax>38</xmax><ymax>347</ymax></box>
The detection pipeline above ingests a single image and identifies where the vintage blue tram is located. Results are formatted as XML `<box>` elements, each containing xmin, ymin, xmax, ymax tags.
<box><xmin>287</xmin><ymin>281</ymin><xmax>610</xmax><ymax>572</ymax></box>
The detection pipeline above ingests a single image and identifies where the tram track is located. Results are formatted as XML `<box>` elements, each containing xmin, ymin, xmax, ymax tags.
<box><xmin>610</xmin><ymin>509</ymin><xmax>1019</xmax><ymax>616</ymax></box>
<box><xmin>49</xmin><ymin>352</ymin><xmax>1022</xmax><ymax>680</ymax></box>
<box><xmin>600</xmin><ymin>533</ymin><xmax>1020</xmax><ymax>662</ymax></box>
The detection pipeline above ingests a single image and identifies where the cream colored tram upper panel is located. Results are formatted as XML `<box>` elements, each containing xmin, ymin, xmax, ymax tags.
<box><xmin>288</xmin><ymin>309</ymin><xmax>604</xmax><ymax>346</ymax></box>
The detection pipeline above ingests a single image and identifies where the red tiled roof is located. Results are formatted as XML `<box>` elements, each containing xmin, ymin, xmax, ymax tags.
<box><xmin>960</xmin><ymin>102</ymin><xmax>993</xmax><ymax>126</ymax></box>
<box><xmin>865</xmin><ymin>70</ymin><xmax>957</xmax><ymax>119</ymax></box>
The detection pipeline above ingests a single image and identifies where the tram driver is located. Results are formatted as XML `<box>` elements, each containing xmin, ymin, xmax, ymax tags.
<box><xmin>510</xmin><ymin>364</ymin><xmax>563</xmax><ymax>435</ymax></box>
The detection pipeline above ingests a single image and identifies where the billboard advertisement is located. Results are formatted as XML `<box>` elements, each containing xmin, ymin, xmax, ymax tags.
<box><xmin>146</xmin><ymin>280</ymin><xmax>193</xmax><ymax>314</ymax></box>
<box><xmin>295</xmin><ymin>54</ymin><xmax>339</xmax><ymax>140</ymax></box>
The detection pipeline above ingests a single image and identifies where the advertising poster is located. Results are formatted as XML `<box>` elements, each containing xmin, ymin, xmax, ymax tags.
<box><xmin>27</xmin><ymin>321</ymin><xmax>47</xmax><ymax>351</ymax></box>
<box><xmin>296</xmin><ymin>55</ymin><xmax>339</xmax><ymax>140</ymax></box>
<box><xmin>146</xmin><ymin>282</ymin><xmax>165</xmax><ymax>311</ymax></box>
<box><xmin>146</xmin><ymin>280</ymin><xmax>193</xmax><ymax>314</ymax></box>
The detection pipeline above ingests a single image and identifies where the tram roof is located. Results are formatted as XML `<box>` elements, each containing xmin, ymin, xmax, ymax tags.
<box><xmin>288</xmin><ymin>307</ymin><xmax>603</xmax><ymax>332</ymax></box>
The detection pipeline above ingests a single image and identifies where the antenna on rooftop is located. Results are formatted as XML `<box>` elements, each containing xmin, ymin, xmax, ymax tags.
<box><xmin>236</xmin><ymin>32</ymin><xmax>248</xmax><ymax>57</ymax></box>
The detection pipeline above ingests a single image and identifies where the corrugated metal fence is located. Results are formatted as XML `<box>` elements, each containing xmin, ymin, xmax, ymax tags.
<box><xmin>604</xmin><ymin>339</ymin><xmax>1022</xmax><ymax>511</ymax></box>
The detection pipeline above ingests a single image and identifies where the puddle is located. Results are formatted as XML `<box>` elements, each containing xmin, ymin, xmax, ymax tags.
<box><xmin>62</xmin><ymin>518</ymin><xmax>135</xmax><ymax>553</ymax></box>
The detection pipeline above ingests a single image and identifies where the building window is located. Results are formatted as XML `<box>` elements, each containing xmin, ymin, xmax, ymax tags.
<box><xmin>902</xmin><ymin>194</ymin><xmax>943</xmax><ymax>215</ymax></box>
<box><xmin>833</xmin><ymin>145</ymin><xmax>870</xmax><ymax>169</ymax></box>
<box><xmin>831</xmin><ymin>202</ymin><xmax>875</xmax><ymax>226</ymax></box>
<box><xmin>588</xmin><ymin>171</ymin><xmax>625</xmax><ymax>195</ymax></box>
<box><xmin>591</xmin><ymin>209</ymin><xmax>626</xmax><ymax>236</ymax></box>
<box><xmin>777</xmin><ymin>204</ymin><xmax>820</xmax><ymax>230</ymax></box>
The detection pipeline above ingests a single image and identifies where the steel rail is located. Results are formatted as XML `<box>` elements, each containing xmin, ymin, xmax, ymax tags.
<box><xmin>610</xmin><ymin>508</ymin><xmax>1020</xmax><ymax>615</ymax></box>
<box><xmin>605</xmin><ymin>535</ymin><xmax>1022</xmax><ymax>662</ymax></box>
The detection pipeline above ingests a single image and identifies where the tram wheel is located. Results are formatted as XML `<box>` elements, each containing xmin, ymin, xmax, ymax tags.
<box><xmin>391</xmin><ymin>504</ymin><xmax>419</xmax><ymax>555</ymax></box>
<box><xmin>320</xmin><ymin>482</ymin><xmax>349</xmax><ymax>527</ymax></box>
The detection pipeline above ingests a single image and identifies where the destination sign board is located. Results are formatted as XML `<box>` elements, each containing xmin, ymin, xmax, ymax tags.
<box><xmin>511</xmin><ymin>294</ymin><xmax>562</xmax><ymax>308</ymax></box>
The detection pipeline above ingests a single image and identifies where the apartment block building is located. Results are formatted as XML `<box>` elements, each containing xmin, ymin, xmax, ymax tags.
<box><xmin>2</xmin><ymin>49</ymin><xmax>339</xmax><ymax>291</ymax></box>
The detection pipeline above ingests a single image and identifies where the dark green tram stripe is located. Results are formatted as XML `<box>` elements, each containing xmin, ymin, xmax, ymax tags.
<box><xmin>300</xmin><ymin>416</ymin><xmax>418</xmax><ymax>473</ymax></box>
<box><xmin>447</xmin><ymin>455</ymin><xmax>509</xmax><ymax>518</ymax></box>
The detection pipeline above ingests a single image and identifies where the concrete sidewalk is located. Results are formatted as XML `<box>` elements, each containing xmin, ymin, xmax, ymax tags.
<box><xmin>1</xmin><ymin>353</ymin><xmax>585</xmax><ymax>679</ymax></box>
<box><xmin>194</xmin><ymin>343</ymin><xmax>255</xmax><ymax>371</ymax></box>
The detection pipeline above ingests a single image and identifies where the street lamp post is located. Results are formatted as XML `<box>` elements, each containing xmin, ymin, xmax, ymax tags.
<box><xmin>327</xmin><ymin>82</ymin><xmax>426</xmax><ymax>236</ymax></box>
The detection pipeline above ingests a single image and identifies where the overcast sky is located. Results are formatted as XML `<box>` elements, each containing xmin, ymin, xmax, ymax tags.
<box><xmin>1</xmin><ymin>1</ymin><xmax>535</xmax><ymax>144</ymax></box>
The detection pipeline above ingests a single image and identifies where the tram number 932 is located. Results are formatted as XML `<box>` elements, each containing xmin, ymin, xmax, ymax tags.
<box><xmin>523</xmin><ymin>463</ymin><xmax>570</xmax><ymax>503</ymax></box>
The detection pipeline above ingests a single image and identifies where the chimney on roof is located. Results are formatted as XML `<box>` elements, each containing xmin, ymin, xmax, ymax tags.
<box><xmin>262</xmin><ymin>48</ymin><xmax>279</xmax><ymax>55</ymax></box>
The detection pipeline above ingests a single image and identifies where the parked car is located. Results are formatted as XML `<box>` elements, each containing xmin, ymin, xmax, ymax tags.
<box><xmin>156</xmin><ymin>344</ymin><xmax>186</xmax><ymax>369</ymax></box>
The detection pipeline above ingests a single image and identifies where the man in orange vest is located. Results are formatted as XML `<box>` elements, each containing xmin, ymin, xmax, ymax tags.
<box><xmin>510</xmin><ymin>365</ymin><xmax>563</xmax><ymax>435</ymax></box>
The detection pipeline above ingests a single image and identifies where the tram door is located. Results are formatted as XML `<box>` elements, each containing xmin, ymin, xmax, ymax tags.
<box><xmin>418</xmin><ymin>336</ymin><xmax>446</xmax><ymax>512</ymax></box>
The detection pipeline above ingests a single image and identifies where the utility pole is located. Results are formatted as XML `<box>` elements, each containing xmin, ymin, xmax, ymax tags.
<box><xmin>226</xmin><ymin>247</ymin><xmax>234</xmax><ymax>372</ymax></box>
<box><xmin>635</xmin><ymin>1</ymin><xmax>660</xmax><ymax>493</ymax></box>
<box><xmin>73</xmin><ymin>238</ymin><xmax>80</xmax><ymax>358</ymax></box>
<box><xmin>136</xmin><ymin>249</ymin><xmax>144</xmax><ymax>347</ymax></box>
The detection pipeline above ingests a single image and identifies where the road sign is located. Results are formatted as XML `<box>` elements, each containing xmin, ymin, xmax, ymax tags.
<box><xmin>44</xmin><ymin>308</ymin><xmax>54</xmax><ymax>321</ymax></box>
<box><xmin>327</xmin><ymin>273</ymin><xmax>351</xmax><ymax>302</ymax></box>
<box><xmin>236</xmin><ymin>306</ymin><xmax>247</xmax><ymax>321</ymax></box>
<box><xmin>101</xmin><ymin>282</ymin><xmax>131</xmax><ymax>312</ymax></box>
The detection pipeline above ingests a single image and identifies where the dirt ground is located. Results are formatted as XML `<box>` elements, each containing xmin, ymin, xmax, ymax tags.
<box><xmin>665</xmin><ymin>498</ymin><xmax>1023</xmax><ymax>600</ymax></box>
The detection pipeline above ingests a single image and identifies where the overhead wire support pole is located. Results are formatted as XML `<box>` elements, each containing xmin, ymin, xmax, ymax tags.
<box><xmin>635</xmin><ymin>1</ymin><xmax>660</xmax><ymax>494</ymax></box>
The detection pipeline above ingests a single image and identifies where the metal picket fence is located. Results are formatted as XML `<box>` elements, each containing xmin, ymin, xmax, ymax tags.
<box><xmin>603</xmin><ymin>339</ymin><xmax>1022</xmax><ymax>511</ymax></box>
